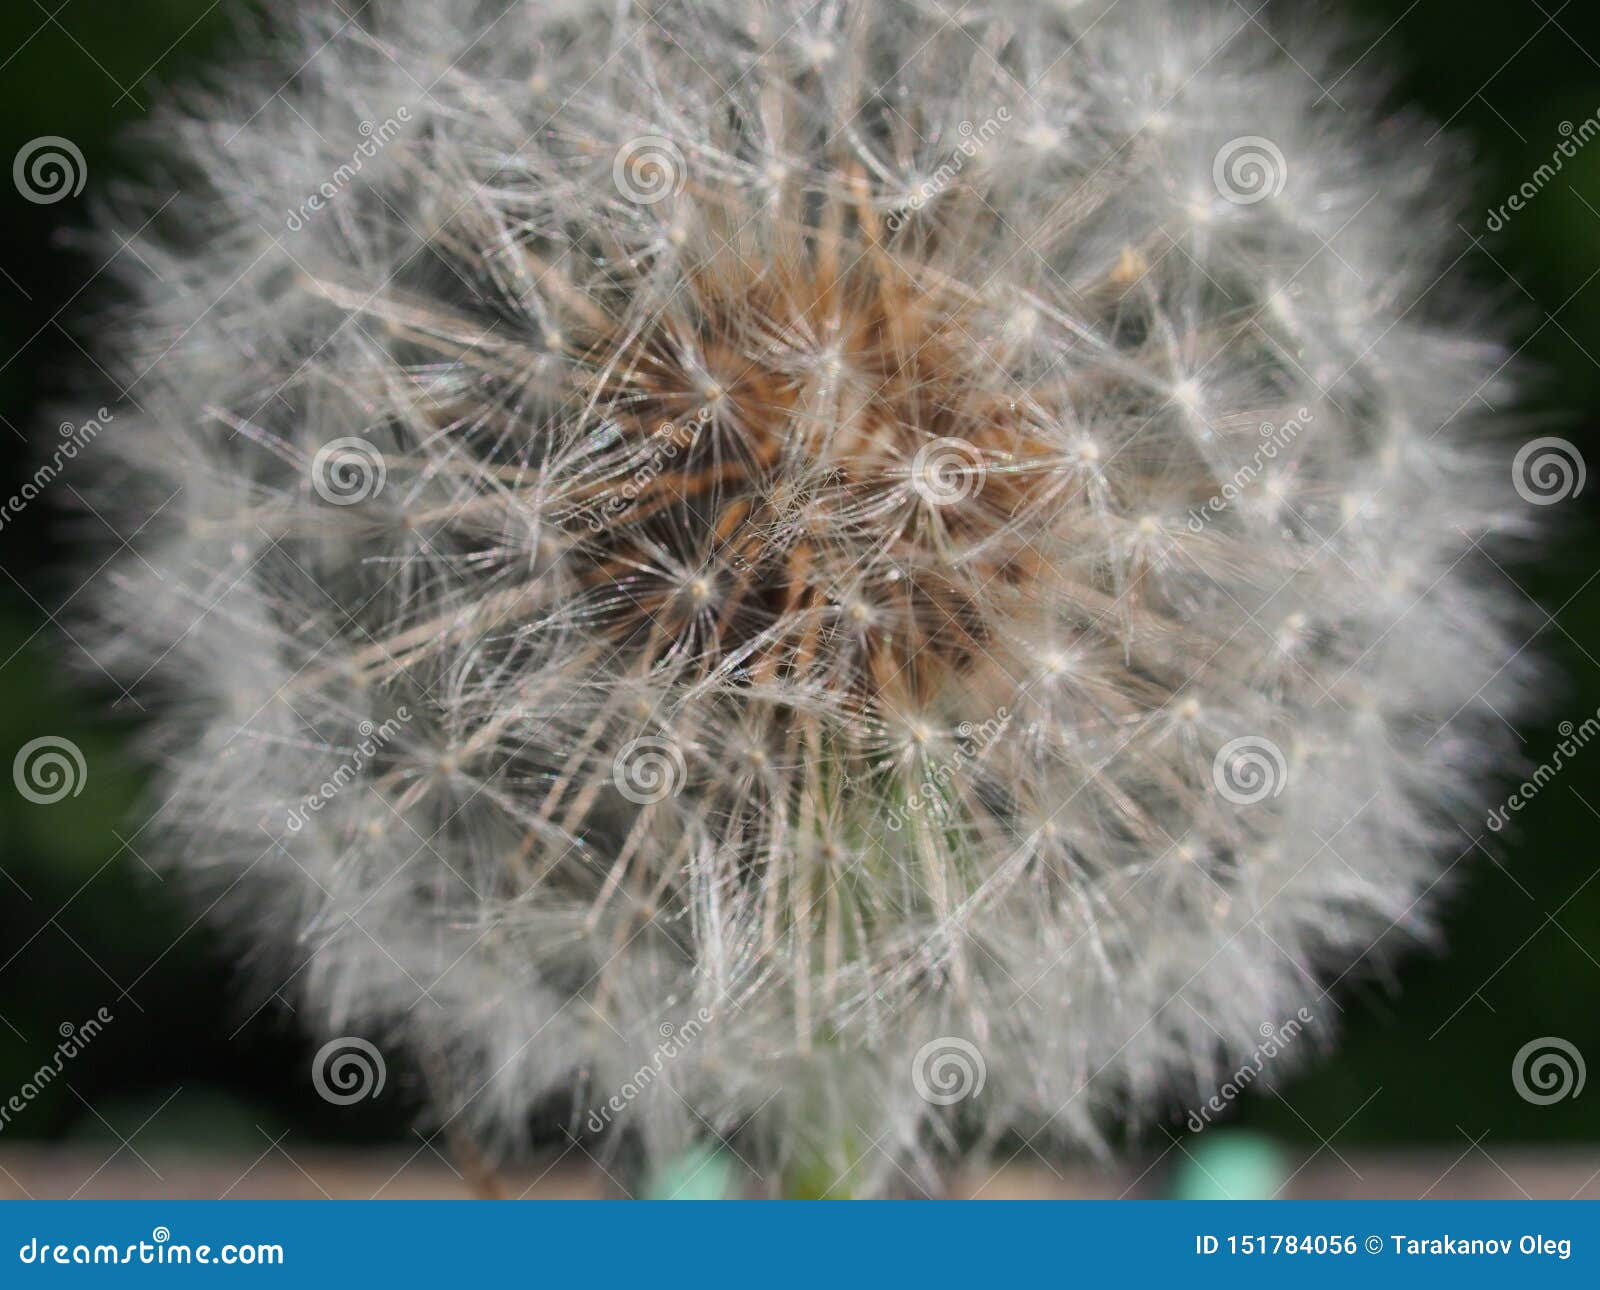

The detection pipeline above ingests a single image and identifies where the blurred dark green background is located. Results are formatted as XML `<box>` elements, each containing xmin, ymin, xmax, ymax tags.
<box><xmin>0</xmin><ymin>0</ymin><xmax>1595</xmax><ymax>1183</ymax></box>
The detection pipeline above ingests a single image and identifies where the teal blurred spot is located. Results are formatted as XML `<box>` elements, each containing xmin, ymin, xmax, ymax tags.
<box><xmin>1172</xmin><ymin>1132</ymin><xmax>1286</xmax><ymax>1200</ymax></box>
<box><xmin>643</xmin><ymin>1146</ymin><xmax>736</xmax><ymax>1200</ymax></box>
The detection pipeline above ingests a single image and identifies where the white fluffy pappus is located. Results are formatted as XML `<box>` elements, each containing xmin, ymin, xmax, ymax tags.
<box><xmin>81</xmin><ymin>0</ymin><xmax>1536</xmax><ymax>1194</ymax></box>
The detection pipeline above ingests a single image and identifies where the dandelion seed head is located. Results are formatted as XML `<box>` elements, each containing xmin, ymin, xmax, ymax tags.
<box><xmin>83</xmin><ymin>0</ymin><xmax>1532</xmax><ymax>1193</ymax></box>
